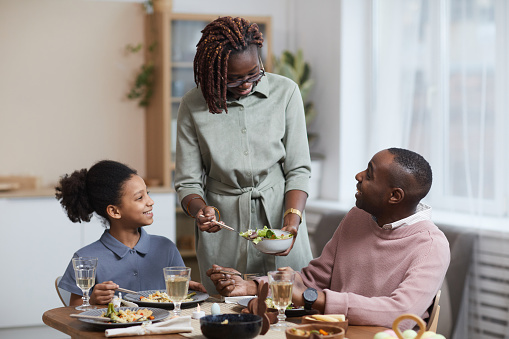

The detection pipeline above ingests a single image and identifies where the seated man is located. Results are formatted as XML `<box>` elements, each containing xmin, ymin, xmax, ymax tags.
<box><xmin>207</xmin><ymin>148</ymin><xmax>450</xmax><ymax>329</ymax></box>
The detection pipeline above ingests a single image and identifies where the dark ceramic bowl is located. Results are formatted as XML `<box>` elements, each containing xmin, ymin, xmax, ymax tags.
<box><xmin>200</xmin><ymin>313</ymin><xmax>263</xmax><ymax>339</ymax></box>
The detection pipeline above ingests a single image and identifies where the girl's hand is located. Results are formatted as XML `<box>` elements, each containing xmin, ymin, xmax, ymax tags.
<box><xmin>196</xmin><ymin>206</ymin><xmax>222</xmax><ymax>233</ymax></box>
<box><xmin>189</xmin><ymin>280</ymin><xmax>207</xmax><ymax>293</ymax></box>
<box><xmin>89</xmin><ymin>281</ymin><xmax>119</xmax><ymax>305</ymax></box>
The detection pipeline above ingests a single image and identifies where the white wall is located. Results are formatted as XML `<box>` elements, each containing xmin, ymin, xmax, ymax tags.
<box><xmin>293</xmin><ymin>0</ymin><xmax>343</xmax><ymax>201</ymax></box>
<box><xmin>0</xmin><ymin>0</ymin><xmax>146</xmax><ymax>187</ymax></box>
<box><xmin>171</xmin><ymin>0</ymin><xmax>293</xmax><ymax>56</ymax></box>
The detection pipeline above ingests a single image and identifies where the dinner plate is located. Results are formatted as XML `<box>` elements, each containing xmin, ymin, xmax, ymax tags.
<box><xmin>77</xmin><ymin>307</ymin><xmax>169</xmax><ymax>328</ymax></box>
<box><xmin>124</xmin><ymin>290</ymin><xmax>209</xmax><ymax>309</ymax></box>
<box><xmin>237</xmin><ymin>297</ymin><xmax>312</xmax><ymax>317</ymax></box>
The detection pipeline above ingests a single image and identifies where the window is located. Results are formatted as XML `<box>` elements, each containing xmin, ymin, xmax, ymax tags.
<box><xmin>367</xmin><ymin>0</ymin><xmax>508</xmax><ymax>219</ymax></box>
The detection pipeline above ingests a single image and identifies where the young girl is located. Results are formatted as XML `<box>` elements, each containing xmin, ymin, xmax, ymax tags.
<box><xmin>56</xmin><ymin>160</ymin><xmax>205</xmax><ymax>306</ymax></box>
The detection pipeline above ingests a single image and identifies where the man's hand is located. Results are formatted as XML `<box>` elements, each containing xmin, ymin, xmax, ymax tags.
<box><xmin>206</xmin><ymin>265</ymin><xmax>257</xmax><ymax>296</ymax></box>
<box><xmin>89</xmin><ymin>281</ymin><xmax>119</xmax><ymax>305</ymax></box>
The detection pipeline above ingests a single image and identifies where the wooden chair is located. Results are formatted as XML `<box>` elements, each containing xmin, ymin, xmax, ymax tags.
<box><xmin>427</xmin><ymin>289</ymin><xmax>441</xmax><ymax>332</ymax></box>
<box><xmin>55</xmin><ymin>276</ymin><xmax>71</xmax><ymax>307</ymax></box>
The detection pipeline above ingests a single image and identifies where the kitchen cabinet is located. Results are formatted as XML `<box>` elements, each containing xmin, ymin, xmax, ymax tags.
<box><xmin>145</xmin><ymin>0</ymin><xmax>272</xmax><ymax>188</ymax></box>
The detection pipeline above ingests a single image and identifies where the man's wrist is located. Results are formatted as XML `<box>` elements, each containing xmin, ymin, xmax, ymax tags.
<box><xmin>303</xmin><ymin>287</ymin><xmax>318</xmax><ymax>310</ymax></box>
<box><xmin>247</xmin><ymin>280</ymin><xmax>259</xmax><ymax>295</ymax></box>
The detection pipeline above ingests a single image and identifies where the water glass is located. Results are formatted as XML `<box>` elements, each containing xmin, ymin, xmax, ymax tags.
<box><xmin>72</xmin><ymin>257</ymin><xmax>98</xmax><ymax>311</ymax></box>
<box><xmin>268</xmin><ymin>270</ymin><xmax>295</xmax><ymax>330</ymax></box>
<box><xmin>163</xmin><ymin>266</ymin><xmax>191</xmax><ymax>316</ymax></box>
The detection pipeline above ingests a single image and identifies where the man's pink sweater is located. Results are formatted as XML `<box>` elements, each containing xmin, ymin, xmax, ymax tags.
<box><xmin>300</xmin><ymin>207</ymin><xmax>450</xmax><ymax>329</ymax></box>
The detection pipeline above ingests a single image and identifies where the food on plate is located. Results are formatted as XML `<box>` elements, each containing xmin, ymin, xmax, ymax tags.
<box><xmin>221</xmin><ymin>319</ymin><xmax>229</xmax><ymax>324</ymax></box>
<box><xmin>265</xmin><ymin>297</ymin><xmax>303</xmax><ymax>310</ymax></box>
<box><xmin>304</xmin><ymin>314</ymin><xmax>346</xmax><ymax>322</ymax></box>
<box><xmin>240</xmin><ymin>226</ymin><xmax>293</xmax><ymax>244</ymax></box>
<box><xmin>139</xmin><ymin>290</ymin><xmax>196</xmax><ymax>303</ymax></box>
<box><xmin>289</xmin><ymin>327</ymin><xmax>340</xmax><ymax>337</ymax></box>
<box><xmin>101</xmin><ymin>303</ymin><xmax>154</xmax><ymax>323</ymax></box>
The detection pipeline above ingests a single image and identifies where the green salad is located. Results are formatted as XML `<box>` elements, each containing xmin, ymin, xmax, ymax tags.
<box><xmin>239</xmin><ymin>226</ymin><xmax>293</xmax><ymax>244</ymax></box>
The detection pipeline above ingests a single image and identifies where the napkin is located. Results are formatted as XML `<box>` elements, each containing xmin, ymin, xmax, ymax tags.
<box><xmin>104</xmin><ymin>316</ymin><xmax>192</xmax><ymax>337</ymax></box>
<box><xmin>224</xmin><ymin>296</ymin><xmax>256</xmax><ymax>304</ymax></box>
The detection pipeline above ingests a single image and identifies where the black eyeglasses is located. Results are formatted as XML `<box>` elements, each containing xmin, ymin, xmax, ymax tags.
<box><xmin>226</xmin><ymin>52</ymin><xmax>265</xmax><ymax>88</ymax></box>
<box><xmin>226</xmin><ymin>70</ymin><xmax>265</xmax><ymax>88</ymax></box>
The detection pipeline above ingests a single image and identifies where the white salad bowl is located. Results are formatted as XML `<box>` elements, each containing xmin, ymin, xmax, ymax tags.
<box><xmin>252</xmin><ymin>230</ymin><xmax>293</xmax><ymax>254</ymax></box>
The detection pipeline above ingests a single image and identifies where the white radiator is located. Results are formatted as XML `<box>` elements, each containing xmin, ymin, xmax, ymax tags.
<box><xmin>467</xmin><ymin>234</ymin><xmax>509</xmax><ymax>339</ymax></box>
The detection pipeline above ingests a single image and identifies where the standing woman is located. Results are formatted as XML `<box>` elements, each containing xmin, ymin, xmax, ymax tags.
<box><xmin>175</xmin><ymin>16</ymin><xmax>313</xmax><ymax>293</ymax></box>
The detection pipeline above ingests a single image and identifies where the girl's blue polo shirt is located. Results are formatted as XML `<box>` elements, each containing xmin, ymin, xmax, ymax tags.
<box><xmin>58</xmin><ymin>228</ymin><xmax>184</xmax><ymax>296</ymax></box>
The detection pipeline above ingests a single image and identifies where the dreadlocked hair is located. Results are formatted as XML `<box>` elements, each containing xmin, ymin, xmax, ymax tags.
<box><xmin>194</xmin><ymin>16</ymin><xmax>264</xmax><ymax>113</ymax></box>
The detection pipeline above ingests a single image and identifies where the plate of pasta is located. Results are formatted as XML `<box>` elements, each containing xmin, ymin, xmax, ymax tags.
<box><xmin>124</xmin><ymin>289</ymin><xmax>209</xmax><ymax>309</ymax></box>
<box><xmin>77</xmin><ymin>307</ymin><xmax>169</xmax><ymax>328</ymax></box>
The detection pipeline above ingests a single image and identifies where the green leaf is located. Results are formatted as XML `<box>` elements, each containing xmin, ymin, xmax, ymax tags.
<box><xmin>299</xmin><ymin>79</ymin><xmax>314</xmax><ymax>103</ymax></box>
<box><xmin>304</xmin><ymin>103</ymin><xmax>318</xmax><ymax>125</ymax></box>
<box><xmin>282</xmin><ymin>50</ymin><xmax>294</xmax><ymax>66</ymax></box>
<box><xmin>126</xmin><ymin>43</ymin><xmax>155</xmax><ymax>107</ymax></box>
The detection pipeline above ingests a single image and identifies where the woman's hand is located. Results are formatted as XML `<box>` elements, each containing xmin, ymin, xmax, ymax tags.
<box><xmin>276</xmin><ymin>224</ymin><xmax>298</xmax><ymax>256</ymax></box>
<box><xmin>189</xmin><ymin>280</ymin><xmax>207</xmax><ymax>293</ymax></box>
<box><xmin>196</xmin><ymin>206</ymin><xmax>222</xmax><ymax>233</ymax></box>
<box><xmin>206</xmin><ymin>265</ymin><xmax>257</xmax><ymax>296</ymax></box>
<box><xmin>277</xmin><ymin>190</ymin><xmax>307</xmax><ymax>256</ymax></box>
<box><xmin>89</xmin><ymin>281</ymin><xmax>119</xmax><ymax>305</ymax></box>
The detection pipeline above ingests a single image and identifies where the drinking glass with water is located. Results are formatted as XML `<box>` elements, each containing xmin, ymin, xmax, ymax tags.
<box><xmin>268</xmin><ymin>270</ymin><xmax>295</xmax><ymax>330</ymax></box>
<box><xmin>163</xmin><ymin>266</ymin><xmax>191</xmax><ymax>316</ymax></box>
<box><xmin>72</xmin><ymin>257</ymin><xmax>98</xmax><ymax>311</ymax></box>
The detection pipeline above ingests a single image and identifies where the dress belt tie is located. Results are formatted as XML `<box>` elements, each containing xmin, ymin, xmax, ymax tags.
<box><xmin>205</xmin><ymin>166</ymin><xmax>284</xmax><ymax>230</ymax></box>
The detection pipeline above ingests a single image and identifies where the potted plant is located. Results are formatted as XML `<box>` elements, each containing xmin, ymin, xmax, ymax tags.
<box><xmin>273</xmin><ymin>49</ymin><xmax>323</xmax><ymax>199</ymax></box>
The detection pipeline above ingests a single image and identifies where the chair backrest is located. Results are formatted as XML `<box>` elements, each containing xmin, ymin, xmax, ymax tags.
<box><xmin>55</xmin><ymin>276</ymin><xmax>71</xmax><ymax>307</ymax></box>
<box><xmin>311</xmin><ymin>211</ymin><xmax>346</xmax><ymax>257</ymax></box>
<box><xmin>427</xmin><ymin>289</ymin><xmax>441</xmax><ymax>332</ymax></box>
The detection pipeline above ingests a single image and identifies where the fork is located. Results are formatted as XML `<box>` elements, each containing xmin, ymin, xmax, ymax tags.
<box><xmin>116</xmin><ymin>287</ymin><xmax>138</xmax><ymax>294</ymax></box>
<box><xmin>214</xmin><ymin>221</ymin><xmax>238</xmax><ymax>234</ymax></box>
<box><xmin>213</xmin><ymin>221</ymin><xmax>258</xmax><ymax>241</ymax></box>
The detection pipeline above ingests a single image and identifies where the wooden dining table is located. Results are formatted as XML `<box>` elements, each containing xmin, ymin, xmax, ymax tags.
<box><xmin>42</xmin><ymin>299</ymin><xmax>388</xmax><ymax>339</ymax></box>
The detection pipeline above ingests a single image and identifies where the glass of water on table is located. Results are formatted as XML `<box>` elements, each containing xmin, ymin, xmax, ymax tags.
<box><xmin>163</xmin><ymin>266</ymin><xmax>191</xmax><ymax>316</ymax></box>
<box><xmin>268</xmin><ymin>270</ymin><xmax>295</xmax><ymax>330</ymax></box>
<box><xmin>72</xmin><ymin>257</ymin><xmax>98</xmax><ymax>311</ymax></box>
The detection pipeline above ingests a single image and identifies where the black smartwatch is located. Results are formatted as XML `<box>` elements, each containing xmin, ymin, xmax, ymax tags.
<box><xmin>303</xmin><ymin>287</ymin><xmax>318</xmax><ymax>310</ymax></box>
